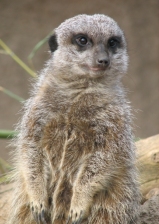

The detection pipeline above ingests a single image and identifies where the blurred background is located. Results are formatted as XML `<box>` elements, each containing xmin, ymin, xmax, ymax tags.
<box><xmin>0</xmin><ymin>0</ymin><xmax>159</xmax><ymax>162</ymax></box>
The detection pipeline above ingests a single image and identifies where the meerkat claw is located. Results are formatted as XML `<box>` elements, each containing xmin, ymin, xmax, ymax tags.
<box><xmin>66</xmin><ymin>216</ymin><xmax>70</xmax><ymax>224</ymax></box>
<box><xmin>31</xmin><ymin>204</ymin><xmax>50</xmax><ymax>224</ymax></box>
<box><xmin>67</xmin><ymin>210</ymin><xmax>83</xmax><ymax>224</ymax></box>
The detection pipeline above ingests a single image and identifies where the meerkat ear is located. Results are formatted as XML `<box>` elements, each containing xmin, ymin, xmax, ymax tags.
<box><xmin>48</xmin><ymin>34</ymin><xmax>58</xmax><ymax>52</ymax></box>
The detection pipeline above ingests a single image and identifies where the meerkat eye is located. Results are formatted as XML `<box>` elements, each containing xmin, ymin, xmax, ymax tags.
<box><xmin>108</xmin><ymin>37</ymin><xmax>121</xmax><ymax>49</ymax></box>
<box><xmin>75</xmin><ymin>36</ymin><xmax>88</xmax><ymax>46</ymax></box>
<box><xmin>72</xmin><ymin>34</ymin><xmax>91</xmax><ymax>50</ymax></box>
<box><xmin>109</xmin><ymin>39</ymin><xmax>117</xmax><ymax>47</ymax></box>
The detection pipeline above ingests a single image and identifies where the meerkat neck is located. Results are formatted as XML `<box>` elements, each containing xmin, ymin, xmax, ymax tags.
<box><xmin>50</xmin><ymin>74</ymin><xmax>121</xmax><ymax>92</ymax></box>
<box><xmin>45</xmin><ymin>74</ymin><xmax>124</xmax><ymax>106</ymax></box>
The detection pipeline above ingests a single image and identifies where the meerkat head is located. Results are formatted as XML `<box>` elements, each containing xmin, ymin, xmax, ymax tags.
<box><xmin>49</xmin><ymin>14</ymin><xmax>128</xmax><ymax>83</ymax></box>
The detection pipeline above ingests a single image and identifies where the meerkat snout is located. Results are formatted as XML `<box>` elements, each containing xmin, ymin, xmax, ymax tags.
<box><xmin>95</xmin><ymin>46</ymin><xmax>110</xmax><ymax>69</ymax></box>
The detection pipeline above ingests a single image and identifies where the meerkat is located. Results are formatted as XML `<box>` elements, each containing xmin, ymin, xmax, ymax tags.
<box><xmin>7</xmin><ymin>14</ymin><xmax>140</xmax><ymax>224</ymax></box>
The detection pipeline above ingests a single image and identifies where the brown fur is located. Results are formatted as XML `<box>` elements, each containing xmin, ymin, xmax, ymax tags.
<box><xmin>7</xmin><ymin>14</ymin><xmax>140</xmax><ymax>224</ymax></box>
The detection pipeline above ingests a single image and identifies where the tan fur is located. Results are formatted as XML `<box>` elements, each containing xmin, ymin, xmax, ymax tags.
<box><xmin>7</xmin><ymin>14</ymin><xmax>140</xmax><ymax>224</ymax></box>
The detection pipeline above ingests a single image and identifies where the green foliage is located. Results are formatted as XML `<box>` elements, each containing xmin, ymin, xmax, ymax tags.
<box><xmin>0</xmin><ymin>38</ymin><xmax>40</xmax><ymax>139</ymax></box>
<box><xmin>0</xmin><ymin>32</ymin><xmax>52</xmax><ymax>139</ymax></box>
<box><xmin>0</xmin><ymin>39</ymin><xmax>36</xmax><ymax>77</ymax></box>
<box><xmin>0</xmin><ymin>157</ymin><xmax>11</xmax><ymax>183</ymax></box>
<box><xmin>0</xmin><ymin>35</ymin><xmax>50</xmax><ymax>177</ymax></box>
<box><xmin>28</xmin><ymin>32</ymin><xmax>52</xmax><ymax>60</ymax></box>
<box><xmin>0</xmin><ymin>86</ymin><xmax>24</xmax><ymax>103</ymax></box>
<box><xmin>0</xmin><ymin>130</ymin><xmax>18</xmax><ymax>139</ymax></box>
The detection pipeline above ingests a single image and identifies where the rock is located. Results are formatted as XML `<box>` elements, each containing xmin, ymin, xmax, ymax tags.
<box><xmin>136</xmin><ymin>134</ymin><xmax>159</xmax><ymax>196</ymax></box>
<box><xmin>146</xmin><ymin>188</ymin><xmax>159</xmax><ymax>200</ymax></box>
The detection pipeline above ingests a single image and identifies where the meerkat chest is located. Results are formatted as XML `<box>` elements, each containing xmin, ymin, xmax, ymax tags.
<box><xmin>43</xmin><ymin>92</ymin><xmax>124</xmax><ymax>173</ymax></box>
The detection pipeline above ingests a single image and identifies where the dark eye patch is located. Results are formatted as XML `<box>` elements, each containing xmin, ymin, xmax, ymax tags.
<box><xmin>107</xmin><ymin>36</ymin><xmax>122</xmax><ymax>52</ymax></box>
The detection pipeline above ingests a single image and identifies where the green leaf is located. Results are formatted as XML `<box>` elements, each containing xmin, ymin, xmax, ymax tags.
<box><xmin>0</xmin><ymin>39</ymin><xmax>36</xmax><ymax>77</ymax></box>
<box><xmin>0</xmin><ymin>86</ymin><xmax>25</xmax><ymax>102</ymax></box>
<box><xmin>28</xmin><ymin>31</ymin><xmax>53</xmax><ymax>60</ymax></box>
<box><xmin>0</xmin><ymin>130</ymin><xmax>18</xmax><ymax>139</ymax></box>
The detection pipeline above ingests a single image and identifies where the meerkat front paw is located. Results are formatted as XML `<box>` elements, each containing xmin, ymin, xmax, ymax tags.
<box><xmin>67</xmin><ymin>210</ymin><xmax>83</xmax><ymax>224</ymax></box>
<box><xmin>67</xmin><ymin>200</ymin><xmax>90</xmax><ymax>224</ymax></box>
<box><xmin>31</xmin><ymin>201</ymin><xmax>51</xmax><ymax>224</ymax></box>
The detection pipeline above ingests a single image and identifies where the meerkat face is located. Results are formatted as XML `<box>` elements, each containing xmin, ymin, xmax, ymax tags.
<box><xmin>49</xmin><ymin>14</ymin><xmax>128</xmax><ymax>81</ymax></box>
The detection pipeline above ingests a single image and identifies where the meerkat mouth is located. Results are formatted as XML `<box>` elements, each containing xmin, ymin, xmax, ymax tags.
<box><xmin>82</xmin><ymin>64</ymin><xmax>107</xmax><ymax>72</ymax></box>
<box><xmin>89</xmin><ymin>67</ymin><xmax>106</xmax><ymax>71</ymax></box>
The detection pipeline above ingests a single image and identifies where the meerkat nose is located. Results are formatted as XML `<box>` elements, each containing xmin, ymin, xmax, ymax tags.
<box><xmin>97</xmin><ymin>57</ymin><xmax>110</xmax><ymax>68</ymax></box>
